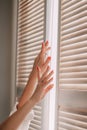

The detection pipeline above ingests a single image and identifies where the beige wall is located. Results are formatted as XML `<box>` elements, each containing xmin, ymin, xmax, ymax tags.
<box><xmin>0</xmin><ymin>0</ymin><xmax>12</xmax><ymax>122</ymax></box>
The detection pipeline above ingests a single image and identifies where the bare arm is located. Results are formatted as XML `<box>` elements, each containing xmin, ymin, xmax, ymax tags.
<box><xmin>0</xmin><ymin>64</ymin><xmax>54</xmax><ymax>130</ymax></box>
<box><xmin>0</xmin><ymin>99</ymin><xmax>36</xmax><ymax>130</ymax></box>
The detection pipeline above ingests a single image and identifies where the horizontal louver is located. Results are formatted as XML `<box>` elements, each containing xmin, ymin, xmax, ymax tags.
<box><xmin>59</xmin><ymin>0</ymin><xmax>87</xmax><ymax>90</ymax></box>
<box><xmin>59</xmin><ymin>107</ymin><xmax>87</xmax><ymax>130</ymax></box>
<box><xmin>16</xmin><ymin>0</ymin><xmax>46</xmax><ymax>130</ymax></box>
<box><xmin>16</xmin><ymin>0</ymin><xmax>45</xmax><ymax>88</ymax></box>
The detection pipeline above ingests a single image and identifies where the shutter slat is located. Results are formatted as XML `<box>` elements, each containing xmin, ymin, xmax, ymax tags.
<box><xmin>18</xmin><ymin>18</ymin><xmax>44</xmax><ymax>31</ymax></box>
<box><xmin>19</xmin><ymin>0</ymin><xmax>44</xmax><ymax>13</ymax></box>
<box><xmin>18</xmin><ymin>27</ymin><xmax>44</xmax><ymax>39</ymax></box>
<box><xmin>61</xmin><ymin>0</ymin><xmax>80</xmax><ymax>9</ymax></box>
<box><xmin>61</xmin><ymin>29</ymin><xmax>87</xmax><ymax>41</ymax></box>
<box><xmin>61</xmin><ymin>17</ymin><xmax>87</xmax><ymax>30</ymax></box>
<box><xmin>60</xmin><ymin>41</ymin><xmax>87</xmax><ymax>51</ymax></box>
<box><xmin>61</xmin><ymin>1</ymin><xmax>87</xmax><ymax>15</ymax></box>
<box><xmin>19</xmin><ymin>5</ymin><xmax>44</xmax><ymax>21</ymax></box>
<box><xmin>61</xmin><ymin>35</ymin><xmax>87</xmax><ymax>46</ymax></box>
<box><xmin>18</xmin><ymin>31</ymin><xmax>44</xmax><ymax>42</ymax></box>
<box><xmin>18</xmin><ymin>12</ymin><xmax>44</xmax><ymax>27</ymax></box>
<box><xmin>60</xmin><ymin>66</ymin><xmax>87</xmax><ymax>73</ymax></box>
<box><xmin>61</xmin><ymin>23</ymin><xmax>87</xmax><ymax>36</ymax></box>
<box><xmin>62</xmin><ymin>5</ymin><xmax>87</xmax><ymax>21</ymax></box>
<box><xmin>61</xmin><ymin>11</ymin><xmax>87</xmax><ymax>26</ymax></box>
<box><xmin>60</xmin><ymin>72</ymin><xmax>87</xmax><ymax>79</ymax></box>
<box><xmin>59</xmin><ymin>107</ymin><xmax>87</xmax><ymax>129</ymax></box>
<box><xmin>18</xmin><ymin>9</ymin><xmax>44</xmax><ymax>25</ymax></box>
<box><xmin>60</xmin><ymin>47</ymin><xmax>87</xmax><ymax>57</ymax></box>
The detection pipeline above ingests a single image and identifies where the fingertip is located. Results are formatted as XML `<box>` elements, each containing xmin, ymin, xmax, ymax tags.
<box><xmin>51</xmin><ymin>70</ymin><xmax>54</xmax><ymax>74</ymax></box>
<box><xmin>46</xmin><ymin>84</ymin><xmax>54</xmax><ymax>92</ymax></box>
<box><xmin>45</xmin><ymin>40</ymin><xmax>49</xmax><ymax>46</ymax></box>
<box><xmin>48</xmin><ymin>56</ymin><xmax>51</xmax><ymax>60</ymax></box>
<box><xmin>42</xmin><ymin>42</ymin><xmax>45</xmax><ymax>48</ymax></box>
<box><xmin>47</xmin><ymin>65</ymin><xmax>50</xmax><ymax>70</ymax></box>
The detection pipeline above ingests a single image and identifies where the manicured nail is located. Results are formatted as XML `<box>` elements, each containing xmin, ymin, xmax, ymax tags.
<box><xmin>48</xmin><ymin>56</ymin><xmax>51</xmax><ymax>60</ymax></box>
<box><xmin>37</xmin><ymin>66</ymin><xmax>41</xmax><ymax>72</ymax></box>
<box><xmin>37</xmin><ymin>66</ymin><xmax>39</xmax><ymax>70</ymax></box>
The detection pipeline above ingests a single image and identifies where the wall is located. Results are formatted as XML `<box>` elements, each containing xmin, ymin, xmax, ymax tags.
<box><xmin>0</xmin><ymin>0</ymin><xmax>12</xmax><ymax>122</ymax></box>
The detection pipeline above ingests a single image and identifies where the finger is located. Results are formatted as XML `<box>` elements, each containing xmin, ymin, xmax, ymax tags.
<box><xmin>43</xmin><ymin>56</ymin><xmax>51</xmax><ymax>69</ymax></box>
<box><xmin>43</xmin><ymin>84</ymin><xmax>54</xmax><ymax>97</ymax></box>
<box><xmin>39</xmin><ymin>43</ymin><xmax>45</xmax><ymax>59</ymax></box>
<box><xmin>43</xmin><ymin>47</ymin><xmax>51</xmax><ymax>56</ymax></box>
<box><xmin>41</xmin><ymin>42</ymin><xmax>50</xmax><ymax>54</ymax></box>
<box><xmin>41</xmin><ymin>66</ymin><xmax>50</xmax><ymax>80</ymax></box>
<box><xmin>41</xmin><ymin>76</ymin><xmax>53</xmax><ymax>88</ymax></box>
<box><xmin>43</xmin><ymin>70</ymin><xmax>54</xmax><ymax>81</ymax></box>
<box><xmin>41</xmin><ymin>42</ymin><xmax>45</xmax><ymax>53</ymax></box>
<box><xmin>40</xmin><ymin>42</ymin><xmax>50</xmax><ymax>59</ymax></box>
<box><xmin>37</xmin><ymin>66</ymin><xmax>41</xmax><ymax>80</ymax></box>
<box><xmin>44</xmin><ymin>77</ymin><xmax>53</xmax><ymax>87</ymax></box>
<box><xmin>46</xmin><ymin>47</ymin><xmax>51</xmax><ymax>51</ymax></box>
<box><xmin>45</xmin><ymin>84</ymin><xmax>54</xmax><ymax>92</ymax></box>
<box><xmin>45</xmin><ymin>40</ymin><xmax>49</xmax><ymax>47</ymax></box>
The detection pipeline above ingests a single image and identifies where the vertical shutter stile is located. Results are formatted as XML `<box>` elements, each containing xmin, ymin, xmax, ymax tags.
<box><xmin>16</xmin><ymin>0</ymin><xmax>46</xmax><ymax>130</ymax></box>
<box><xmin>58</xmin><ymin>0</ymin><xmax>87</xmax><ymax>130</ymax></box>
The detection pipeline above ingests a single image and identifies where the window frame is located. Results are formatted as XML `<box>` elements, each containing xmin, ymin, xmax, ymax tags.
<box><xmin>11</xmin><ymin>0</ymin><xmax>18</xmax><ymax>108</ymax></box>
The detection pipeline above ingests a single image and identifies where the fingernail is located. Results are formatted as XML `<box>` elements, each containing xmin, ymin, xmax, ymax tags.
<box><xmin>47</xmin><ymin>66</ymin><xmax>50</xmax><ymax>69</ymax></box>
<box><xmin>42</xmin><ymin>42</ymin><xmax>44</xmax><ymax>48</ymax></box>
<box><xmin>52</xmin><ymin>70</ymin><xmax>54</xmax><ymax>74</ymax></box>
<box><xmin>37</xmin><ymin>66</ymin><xmax>39</xmax><ymax>70</ymax></box>
<box><xmin>45</xmin><ymin>40</ymin><xmax>49</xmax><ymax>46</ymax></box>
<box><xmin>48</xmin><ymin>56</ymin><xmax>51</xmax><ymax>60</ymax></box>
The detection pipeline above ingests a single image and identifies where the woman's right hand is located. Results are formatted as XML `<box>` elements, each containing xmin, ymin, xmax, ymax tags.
<box><xmin>31</xmin><ymin>66</ymin><xmax>54</xmax><ymax>104</ymax></box>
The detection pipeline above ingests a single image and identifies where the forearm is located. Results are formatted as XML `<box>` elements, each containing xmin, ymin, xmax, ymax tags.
<box><xmin>18</xmin><ymin>68</ymin><xmax>37</xmax><ymax>109</ymax></box>
<box><xmin>0</xmin><ymin>99</ymin><xmax>36</xmax><ymax>130</ymax></box>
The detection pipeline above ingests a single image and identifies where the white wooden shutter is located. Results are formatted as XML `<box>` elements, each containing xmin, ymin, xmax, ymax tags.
<box><xmin>58</xmin><ymin>0</ymin><xmax>87</xmax><ymax>129</ymax></box>
<box><xmin>16</xmin><ymin>0</ymin><xmax>46</xmax><ymax>130</ymax></box>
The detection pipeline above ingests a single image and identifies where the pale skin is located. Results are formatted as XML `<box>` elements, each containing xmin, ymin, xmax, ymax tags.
<box><xmin>0</xmin><ymin>41</ymin><xmax>54</xmax><ymax>130</ymax></box>
<box><xmin>17</xmin><ymin>41</ymin><xmax>52</xmax><ymax>109</ymax></box>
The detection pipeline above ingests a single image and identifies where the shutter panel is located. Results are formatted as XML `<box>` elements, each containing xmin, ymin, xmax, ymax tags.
<box><xmin>59</xmin><ymin>0</ymin><xmax>87</xmax><ymax>90</ymax></box>
<box><xmin>58</xmin><ymin>0</ymin><xmax>87</xmax><ymax>130</ymax></box>
<box><xmin>16</xmin><ymin>0</ymin><xmax>46</xmax><ymax>130</ymax></box>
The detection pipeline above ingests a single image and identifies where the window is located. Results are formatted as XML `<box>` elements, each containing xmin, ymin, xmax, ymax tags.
<box><xmin>12</xmin><ymin>0</ymin><xmax>87</xmax><ymax>130</ymax></box>
<box><xmin>58</xmin><ymin>0</ymin><xmax>87</xmax><ymax>129</ymax></box>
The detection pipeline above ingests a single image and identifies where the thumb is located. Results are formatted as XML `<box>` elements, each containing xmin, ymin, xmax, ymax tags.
<box><xmin>41</xmin><ymin>84</ymin><xmax>54</xmax><ymax>99</ymax></box>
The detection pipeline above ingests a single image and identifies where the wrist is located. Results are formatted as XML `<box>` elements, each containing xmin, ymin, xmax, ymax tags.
<box><xmin>30</xmin><ymin>96</ymin><xmax>37</xmax><ymax>106</ymax></box>
<box><xmin>30</xmin><ymin>67</ymin><xmax>37</xmax><ymax>79</ymax></box>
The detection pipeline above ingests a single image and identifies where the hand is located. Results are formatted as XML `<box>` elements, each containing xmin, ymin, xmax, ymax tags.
<box><xmin>26</xmin><ymin>41</ymin><xmax>51</xmax><ymax>98</ymax></box>
<box><xmin>32</xmin><ymin>41</ymin><xmax>51</xmax><ymax>75</ymax></box>
<box><xmin>31</xmin><ymin>66</ymin><xmax>54</xmax><ymax>104</ymax></box>
<box><xmin>17</xmin><ymin>41</ymin><xmax>51</xmax><ymax>109</ymax></box>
